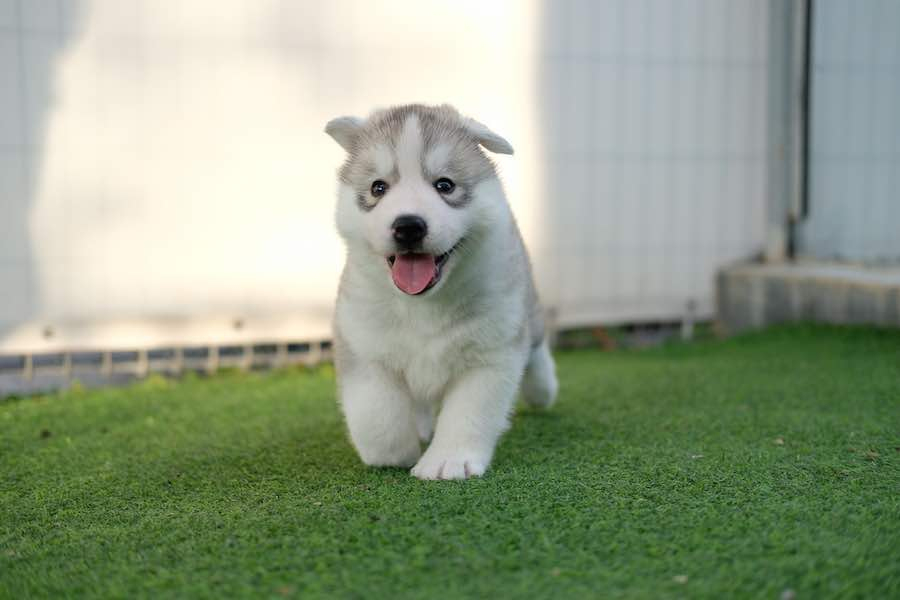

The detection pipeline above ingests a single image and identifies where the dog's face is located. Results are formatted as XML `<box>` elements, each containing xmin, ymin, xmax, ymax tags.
<box><xmin>326</xmin><ymin>104</ymin><xmax>513</xmax><ymax>296</ymax></box>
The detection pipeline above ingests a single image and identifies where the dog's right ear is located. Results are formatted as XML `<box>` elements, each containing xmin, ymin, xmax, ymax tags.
<box><xmin>463</xmin><ymin>117</ymin><xmax>514</xmax><ymax>155</ymax></box>
<box><xmin>325</xmin><ymin>116</ymin><xmax>364</xmax><ymax>152</ymax></box>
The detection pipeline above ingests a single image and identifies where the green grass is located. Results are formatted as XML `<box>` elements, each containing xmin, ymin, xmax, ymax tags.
<box><xmin>2</xmin><ymin>325</ymin><xmax>898</xmax><ymax>599</ymax></box>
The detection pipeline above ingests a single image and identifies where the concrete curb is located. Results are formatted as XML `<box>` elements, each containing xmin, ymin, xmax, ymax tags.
<box><xmin>717</xmin><ymin>262</ymin><xmax>900</xmax><ymax>334</ymax></box>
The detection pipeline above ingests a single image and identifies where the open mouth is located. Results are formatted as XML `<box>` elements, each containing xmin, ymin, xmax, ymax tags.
<box><xmin>386</xmin><ymin>243</ymin><xmax>459</xmax><ymax>295</ymax></box>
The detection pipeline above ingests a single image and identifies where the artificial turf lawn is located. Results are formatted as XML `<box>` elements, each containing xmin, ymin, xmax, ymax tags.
<box><xmin>1</xmin><ymin>325</ymin><xmax>898</xmax><ymax>599</ymax></box>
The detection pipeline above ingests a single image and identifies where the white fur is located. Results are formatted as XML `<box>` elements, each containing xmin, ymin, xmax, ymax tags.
<box><xmin>324</xmin><ymin>116</ymin><xmax>364</xmax><ymax>152</ymax></box>
<box><xmin>328</xmin><ymin>107</ymin><xmax>557</xmax><ymax>480</ymax></box>
<box><xmin>424</xmin><ymin>143</ymin><xmax>452</xmax><ymax>175</ymax></box>
<box><xmin>463</xmin><ymin>117</ymin><xmax>515</xmax><ymax>155</ymax></box>
<box><xmin>373</xmin><ymin>144</ymin><xmax>394</xmax><ymax>177</ymax></box>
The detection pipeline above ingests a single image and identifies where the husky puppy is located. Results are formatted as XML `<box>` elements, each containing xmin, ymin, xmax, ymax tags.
<box><xmin>325</xmin><ymin>104</ymin><xmax>557</xmax><ymax>480</ymax></box>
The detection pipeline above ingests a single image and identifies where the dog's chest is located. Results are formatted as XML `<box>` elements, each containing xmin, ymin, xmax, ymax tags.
<box><xmin>378</xmin><ymin>318</ymin><xmax>472</xmax><ymax>399</ymax></box>
<box><xmin>345</xmin><ymin>301</ymin><xmax>481</xmax><ymax>399</ymax></box>
<box><xmin>338</xmin><ymin>273</ymin><xmax>526</xmax><ymax>402</ymax></box>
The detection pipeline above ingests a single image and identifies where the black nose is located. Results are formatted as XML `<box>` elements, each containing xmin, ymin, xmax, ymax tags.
<box><xmin>392</xmin><ymin>215</ymin><xmax>428</xmax><ymax>248</ymax></box>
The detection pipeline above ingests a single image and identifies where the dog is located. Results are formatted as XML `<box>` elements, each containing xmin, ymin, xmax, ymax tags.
<box><xmin>325</xmin><ymin>104</ymin><xmax>557</xmax><ymax>480</ymax></box>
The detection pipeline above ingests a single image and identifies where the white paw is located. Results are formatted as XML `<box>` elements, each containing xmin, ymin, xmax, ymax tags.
<box><xmin>411</xmin><ymin>450</ymin><xmax>488</xmax><ymax>480</ymax></box>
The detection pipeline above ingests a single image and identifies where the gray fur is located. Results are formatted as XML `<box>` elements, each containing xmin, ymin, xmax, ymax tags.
<box><xmin>335</xmin><ymin>105</ymin><xmax>504</xmax><ymax>211</ymax></box>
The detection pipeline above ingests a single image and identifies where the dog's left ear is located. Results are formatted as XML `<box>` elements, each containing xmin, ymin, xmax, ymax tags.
<box><xmin>325</xmin><ymin>116</ymin><xmax>365</xmax><ymax>152</ymax></box>
<box><xmin>464</xmin><ymin>118</ymin><xmax>514</xmax><ymax>155</ymax></box>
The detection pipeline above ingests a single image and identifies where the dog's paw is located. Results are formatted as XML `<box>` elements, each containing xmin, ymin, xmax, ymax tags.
<box><xmin>411</xmin><ymin>450</ymin><xmax>488</xmax><ymax>480</ymax></box>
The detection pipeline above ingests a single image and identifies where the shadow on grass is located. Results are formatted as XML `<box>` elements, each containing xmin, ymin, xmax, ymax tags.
<box><xmin>150</xmin><ymin>407</ymin><xmax>603</xmax><ymax>491</ymax></box>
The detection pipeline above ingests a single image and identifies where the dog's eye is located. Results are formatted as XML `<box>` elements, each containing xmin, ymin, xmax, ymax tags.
<box><xmin>371</xmin><ymin>180</ymin><xmax>388</xmax><ymax>198</ymax></box>
<box><xmin>434</xmin><ymin>178</ymin><xmax>455</xmax><ymax>194</ymax></box>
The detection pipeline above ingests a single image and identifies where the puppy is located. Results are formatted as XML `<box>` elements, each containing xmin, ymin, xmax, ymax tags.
<box><xmin>325</xmin><ymin>104</ymin><xmax>557</xmax><ymax>480</ymax></box>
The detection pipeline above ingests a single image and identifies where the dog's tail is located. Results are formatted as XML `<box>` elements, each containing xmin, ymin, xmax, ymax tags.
<box><xmin>521</xmin><ymin>339</ymin><xmax>558</xmax><ymax>408</ymax></box>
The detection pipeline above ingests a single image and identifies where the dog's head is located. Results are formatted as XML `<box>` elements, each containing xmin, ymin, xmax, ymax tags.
<box><xmin>326</xmin><ymin>104</ymin><xmax>513</xmax><ymax>296</ymax></box>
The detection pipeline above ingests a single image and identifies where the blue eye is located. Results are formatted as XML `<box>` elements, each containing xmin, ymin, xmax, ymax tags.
<box><xmin>371</xmin><ymin>180</ymin><xmax>388</xmax><ymax>197</ymax></box>
<box><xmin>434</xmin><ymin>178</ymin><xmax>455</xmax><ymax>194</ymax></box>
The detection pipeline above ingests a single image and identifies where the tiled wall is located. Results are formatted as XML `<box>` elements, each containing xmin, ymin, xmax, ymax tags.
<box><xmin>0</xmin><ymin>0</ymin><xmax>772</xmax><ymax>351</ymax></box>
<box><xmin>800</xmin><ymin>0</ymin><xmax>900</xmax><ymax>264</ymax></box>
<box><xmin>0</xmin><ymin>0</ymin><xmax>74</xmax><ymax>334</ymax></box>
<box><xmin>535</xmin><ymin>0</ymin><xmax>770</xmax><ymax>325</ymax></box>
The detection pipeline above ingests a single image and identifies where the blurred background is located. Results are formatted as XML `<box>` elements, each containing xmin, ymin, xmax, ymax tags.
<box><xmin>1</xmin><ymin>0</ymin><xmax>898</xmax><ymax>389</ymax></box>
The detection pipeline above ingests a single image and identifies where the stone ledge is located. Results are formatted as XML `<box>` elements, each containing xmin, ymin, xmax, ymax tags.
<box><xmin>717</xmin><ymin>262</ymin><xmax>900</xmax><ymax>334</ymax></box>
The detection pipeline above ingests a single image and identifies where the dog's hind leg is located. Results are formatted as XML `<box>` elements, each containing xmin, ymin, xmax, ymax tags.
<box><xmin>520</xmin><ymin>339</ymin><xmax>558</xmax><ymax>408</ymax></box>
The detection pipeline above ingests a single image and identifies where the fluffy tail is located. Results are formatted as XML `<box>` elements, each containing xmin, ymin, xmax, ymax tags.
<box><xmin>521</xmin><ymin>339</ymin><xmax>558</xmax><ymax>408</ymax></box>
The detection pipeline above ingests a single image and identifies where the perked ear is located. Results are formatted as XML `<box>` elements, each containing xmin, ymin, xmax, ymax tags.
<box><xmin>463</xmin><ymin>117</ymin><xmax>514</xmax><ymax>155</ymax></box>
<box><xmin>325</xmin><ymin>116</ymin><xmax>365</xmax><ymax>152</ymax></box>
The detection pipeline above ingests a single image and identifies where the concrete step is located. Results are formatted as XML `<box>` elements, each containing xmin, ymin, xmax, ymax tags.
<box><xmin>717</xmin><ymin>262</ymin><xmax>900</xmax><ymax>334</ymax></box>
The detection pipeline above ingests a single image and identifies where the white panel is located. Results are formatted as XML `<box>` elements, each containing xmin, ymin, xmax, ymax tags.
<box><xmin>589</xmin><ymin>0</ymin><xmax>619</xmax><ymax>59</ymax></box>
<box><xmin>0</xmin><ymin>265</ymin><xmax>31</xmax><ymax>325</ymax></box>
<box><xmin>591</xmin><ymin>64</ymin><xmax>619</xmax><ymax>154</ymax></box>
<box><xmin>540</xmin><ymin>0</ymin><xmax>568</xmax><ymax>56</ymax></box>
<box><xmin>540</xmin><ymin>0</ymin><xmax>769</xmax><ymax>326</ymax></box>
<box><xmin>564</xmin><ymin>63</ymin><xmax>593</xmax><ymax>155</ymax></box>
<box><xmin>542</xmin><ymin>58</ymin><xmax>567</xmax><ymax>156</ymax></box>
<box><xmin>20</xmin><ymin>0</ymin><xmax>59</xmax><ymax>32</ymax></box>
<box><xmin>729</xmin><ymin>1</ymin><xmax>756</xmax><ymax>62</ymax></box>
<box><xmin>0</xmin><ymin>33</ymin><xmax>21</xmax><ymax>148</ymax></box>
<box><xmin>619</xmin><ymin>67</ymin><xmax>645</xmax><ymax>156</ymax></box>
<box><xmin>644</xmin><ymin>0</ymin><xmax>673</xmax><ymax>62</ymax></box>
<box><xmin>673</xmin><ymin>0</ymin><xmax>704</xmax><ymax>62</ymax></box>
<box><xmin>619</xmin><ymin>0</ymin><xmax>646</xmax><ymax>61</ymax></box>
<box><xmin>644</xmin><ymin>65</ymin><xmax>673</xmax><ymax>155</ymax></box>
<box><xmin>569</xmin><ymin>0</ymin><xmax>594</xmax><ymax>58</ymax></box>
<box><xmin>0</xmin><ymin>0</ymin><xmax>16</xmax><ymax>28</ymax></box>
<box><xmin>21</xmin><ymin>35</ymin><xmax>62</xmax><ymax>149</ymax></box>
<box><xmin>801</xmin><ymin>0</ymin><xmax>900</xmax><ymax>263</ymax></box>
<box><xmin>0</xmin><ymin>151</ymin><xmax>27</xmax><ymax>263</ymax></box>
<box><xmin>90</xmin><ymin>0</ymin><xmax>142</xmax><ymax>38</ymax></box>
<box><xmin>0</xmin><ymin>150</ymin><xmax>23</xmax><ymax>198</ymax></box>
<box><xmin>0</xmin><ymin>0</ymin><xmax>773</xmax><ymax>352</ymax></box>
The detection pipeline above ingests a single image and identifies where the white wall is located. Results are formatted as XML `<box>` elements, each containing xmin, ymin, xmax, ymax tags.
<box><xmin>800</xmin><ymin>0</ymin><xmax>900</xmax><ymax>264</ymax></box>
<box><xmin>0</xmin><ymin>0</ymin><xmax>771</xmax><ymax>353</ymax></box>
<box><xmin>536</xmin><ymin>0</ymin><xmax>771</xmax><ymax>326</ymax></box>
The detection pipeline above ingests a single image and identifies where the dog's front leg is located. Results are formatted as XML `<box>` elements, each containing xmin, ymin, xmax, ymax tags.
<box><xmin>411</xmin><ymin>362</ymin><xmax>521</xmax><ymax>480</ymax></box>
<box><xmin>340</xmin><ymin>362</ymin><xmax>422</xmax><ymax>468</ymax></box>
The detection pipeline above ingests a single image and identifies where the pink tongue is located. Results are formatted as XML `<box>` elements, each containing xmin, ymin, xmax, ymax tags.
<box><xmin>391</xmin><ymin>253</ymin><xmax>437</xmax><ymax>295</ymax></box>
